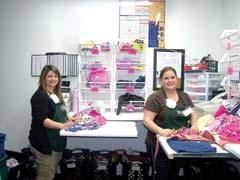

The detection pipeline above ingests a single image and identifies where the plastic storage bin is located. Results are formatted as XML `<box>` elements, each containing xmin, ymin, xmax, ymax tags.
<box><xmin>0</xmin><ymin>156</ymin><xmax>8</xmax><ymax>180</ymax></box>
<box><xmin>195</xmin><ymin>101</ymin><xmax>220</xmax><ymax>117</ymax></box>
<box><xmin>0</xmin><ymin>133</ymin><xmax>6</xmax><ymax>160</ymax></box>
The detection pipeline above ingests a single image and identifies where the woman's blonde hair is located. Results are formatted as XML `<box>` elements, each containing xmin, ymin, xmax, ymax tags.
<box><xmin>38</xmin><ymin>65</ymin><xmax>63</xmax><ymax>102</ymax></box>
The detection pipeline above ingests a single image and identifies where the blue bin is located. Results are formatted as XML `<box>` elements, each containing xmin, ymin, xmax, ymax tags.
<box><xmin>0</xmin><ymin>133</ymin><xmax>6</xmax><ymax>159</ymax></box>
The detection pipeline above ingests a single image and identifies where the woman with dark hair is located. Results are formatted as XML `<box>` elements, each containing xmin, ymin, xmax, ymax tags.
<box><xmin>29</xmin><ymin>65</ymin><xmax>78</xmax><ymax>180</ymax></box>
<box><xmin>143</xmin><ymin>66</ymin><xmax>199</xmax><ymax>180</ymax></box>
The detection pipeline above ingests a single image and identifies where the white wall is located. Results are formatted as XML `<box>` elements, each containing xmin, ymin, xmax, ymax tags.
<box><xmin>1</xmin><ymin>0</ymin><xmax>240</xmax><ymax>151</ymax></box>
<box><xmin>166</xmin><ymin>0</ymin><xmax>223</xmax><ymax>60</ymax></box>
<box><xmin>222</xmin><ymin>0</ymin><xmax>240</xmax><ymax>29</ymax></box>
<box><xmin>0</xmin><ymin>0</ymin><xmax>119</xmax><ymax>151</ymax></box>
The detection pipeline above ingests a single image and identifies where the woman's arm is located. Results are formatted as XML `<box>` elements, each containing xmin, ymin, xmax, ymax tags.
<box><xmin>183</xmin><ymin>91</ymin><xmax>199</xmax><ymax>132</ymax></box>
<box><xmin>190</xmin><ymin>109</ymin><xmax>199</xmax><ymax>132</ymax></box>
<box><xmin>43</xmin><ymin>118</ymin><xmax>75</xmax><ymax>129</ymax></box>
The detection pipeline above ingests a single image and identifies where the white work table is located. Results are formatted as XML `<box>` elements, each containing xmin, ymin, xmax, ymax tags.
<box><xmin>214</xmin><ymin>135</ymin><xmax>240</xmax><ymax>159</ymax></box>
<box><xmin>60</xmin><ymin>121</ymin><xmax>138</xmax><ymax>138</ymax></box>
<box><xmin>158</xmin><ymin>135</ymin><xmax>231</xmax><ymax>160</ymax></box>
<box><xmin>224</xmin><ymin>144</ymin><xmax>240</xmax><ymax>159</ymax></box>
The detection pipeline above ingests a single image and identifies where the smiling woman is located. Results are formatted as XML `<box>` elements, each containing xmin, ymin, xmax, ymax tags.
<box><xmin>28</xmin><ymin>65</ymin><xmax>80</xmax><ymax>180</ymax></box>
<box><xmin>143</xmin><ymin>65</ymin><xmax>199</xmax><ymax>180</ymax></box>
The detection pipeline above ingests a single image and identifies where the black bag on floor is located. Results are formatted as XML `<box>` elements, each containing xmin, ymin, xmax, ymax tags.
<box><xmin>6</xmin><ymin>148</ymin><xmax>37</xmax><ymax>180</ymax></box>
<box><xmin>120</xmin><ymin>150</ymin><xmax>150</xmax><ymax>180</ymax></box>
<box><xmin>90</xmin><ymin>150</ymin><xmax>119</xmax><ymax>180</ymax></box>
<box><xmin>59</xmin><ymin>148</ymin><xmax>93</xmax><ymax>180</ymax></box>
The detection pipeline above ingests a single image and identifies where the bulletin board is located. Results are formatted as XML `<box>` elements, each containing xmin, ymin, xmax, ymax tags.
<box><xmin>119</xmin><ymin>0</ymin><xmax>149</xmax><ymax>40</ymax></box>
<box><xmin>153</xmin><ymin>49</ymin><xmax>185</xmax><ymax>91</ymax></box>
<box><xmin>148</xmin><ymin>0</ymin><xmax>165</xmax><ymax>48</ymax></box>
<box><xmin>119</xmin><ymin>0</ymin><xmax>165</xmax><ymax>47</ymax></box>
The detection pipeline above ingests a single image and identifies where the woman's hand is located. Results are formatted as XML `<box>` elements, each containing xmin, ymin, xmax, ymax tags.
<box><xmin>68</xmin><ymin>115</ymin><xmax>80</xmax><ymax>122</ymax></box>
<box><xmin>191</xmin><ymin>123</ymin><xmax>199</xmax><ymax>133</ymax></box>
<box><xmin>61</xmin><ymin>121</ymin><xmax>75</xmax><ymax>129</ymax></box>
<box><xmin>159</xmin><ymin>128</ymin><xmax>175</xmax><ymax>137</ymax></box>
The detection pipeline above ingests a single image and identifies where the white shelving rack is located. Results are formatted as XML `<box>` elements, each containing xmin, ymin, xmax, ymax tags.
<box><xmin>114</xmin><ymin>41</ymin><xmax>146</xmax><ymax>114</ymax></box>
<box><xmin>78</xmin><ymin>42</ymin><xmax>114</xmax><ymax>113</ymax></box>
<box><xmin>220</xmin><ymin>27</ymin><xmax>240</xmax><ymax>110</ymax></box>
<box><xmin>77</xmin><ymin>40</ymin><xmax>147</xmax><ymax>115</ymax></box>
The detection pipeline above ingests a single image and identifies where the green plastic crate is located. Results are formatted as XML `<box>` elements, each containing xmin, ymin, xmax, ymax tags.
<box><xmin>0</xmin><ymin>156</ymin><xmax>7</xmax><ymax>180</ymax></box>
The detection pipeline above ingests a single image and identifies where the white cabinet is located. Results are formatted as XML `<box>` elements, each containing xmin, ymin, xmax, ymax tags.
<box><xmin>184</xmin><ymin>72</ymin><xmax>222</xmax><ymax>103</ymax></box>
<box><xmin>77</xmin><ymin>41</ymin><xmax>146</xmax><ymax>115</ymax></box>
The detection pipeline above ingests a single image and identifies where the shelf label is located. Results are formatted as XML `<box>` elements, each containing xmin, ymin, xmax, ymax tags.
<box><xmin>227</xmin><ymin>67</ymin><xmax>233</xmax><ymax>75</ymax></box>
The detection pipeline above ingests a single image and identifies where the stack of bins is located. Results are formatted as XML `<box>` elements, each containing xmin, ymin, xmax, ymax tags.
<box><xmin>0</xmin><ymin>133</ymin><xmax>7</xmax><ymax>180</ymax></box>
<box><xmin>60</xmin><ymin>148</ymin><xmax>93</xmax><ymax>180</ymax></box>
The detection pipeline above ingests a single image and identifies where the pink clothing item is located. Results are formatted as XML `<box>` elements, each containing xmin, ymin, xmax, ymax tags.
<box><xmin>88</xmin><ymin>109</ymin><xmax>106</xmax><ymax>125</ymax></box>
<box><xmin>204</xmin><ymin>114</ymin><xmax>240</xmax><ymax>133</ymax></box>
<box><xmin>218</xmin><ymin>123</ymin><xmax>240</xmax><ymax>146</ymax></box>
<box><xmin>214</xmin><ymin>105</ymin><xmax>227</xmax><ymax>118</ymax></box>
<box><xmin>126</xmin><ymin>104</ymin><xmax>135</xmax><ymax>112</ymax></box>
<box><xmin>215</xmin><ymin>114</ymin><xmax>240</xmax><ymax>124</ymax></box>
<box><xmin>204</xmin><ymin>119</ymin><xmax>222</xmax><ymax>133</ymax></box>
<box><xmin>167</xmin><ymin>127</ymin><xmax>215</xmax><ymax>143</ymax></box>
